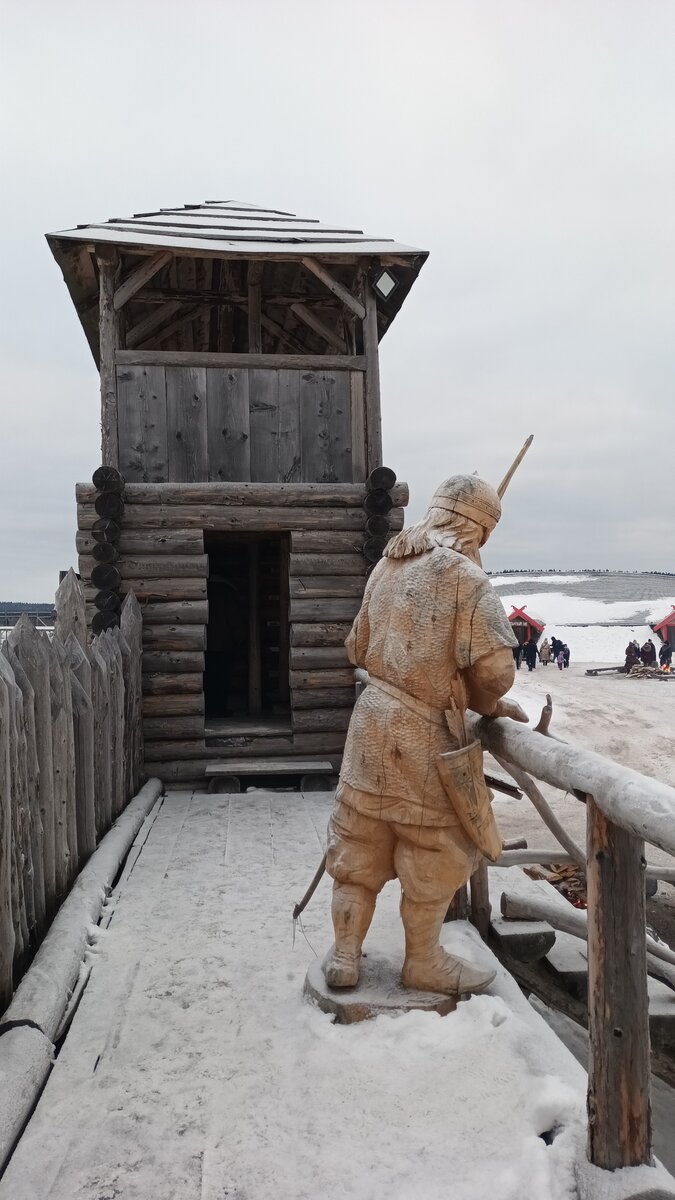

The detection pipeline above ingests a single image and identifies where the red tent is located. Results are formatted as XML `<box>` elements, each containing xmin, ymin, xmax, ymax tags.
<box><xmin>652</xmin><ymin>606</ymin><xmax>675</xmax><ymax>647</ymax></box>
<box><xmin>507</xmin><ymin>605</ymin><xmax>545</xmax><ymax>645</ymax></box>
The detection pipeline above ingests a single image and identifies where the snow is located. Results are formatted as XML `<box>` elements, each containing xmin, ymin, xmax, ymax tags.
<box><xmin>499</xmin><ymin>591</ymin><xmax>671</xmax><ymax>627</ymax></box>
<box><xmin>0</xmin><ymin>790</ymin><xmax>595</xmax><ymax>1200</ymax></box>
<box><xmin>490</xmin><ymin>575</ymin><xmax>592</xmax><ymax>587</ymax></box>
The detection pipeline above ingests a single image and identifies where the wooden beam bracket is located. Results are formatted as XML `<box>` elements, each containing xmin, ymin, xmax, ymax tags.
<box><xmin>302</xmin><ymin>256</ymin><xmax>366</xmax><ymax>320</ymax></box>
<box><xmin>113</xmin><ymin>250</ymin><xmax>173</xmax><ymax>311</ymax></box>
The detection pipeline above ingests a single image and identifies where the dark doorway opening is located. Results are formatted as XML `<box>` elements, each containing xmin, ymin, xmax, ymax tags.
<box><xmin>204</xmin><ymin>532</ymin><xmax>290</xmax><ymax>725</ymax></box>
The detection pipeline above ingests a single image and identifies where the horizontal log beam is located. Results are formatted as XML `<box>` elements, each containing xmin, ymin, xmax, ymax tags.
<box><xmin>116</xmin><ymin>350</ymin><xmax>366</xmax><ymax>371</ymax></box>
<box><xmin>290</xmin><ymin>647</ymin><xmax>350</xmax><ymax>670</ymax></box>
<box><xmin>77</xmin><ymin>504</ymin><xmax>378</xmax><ymax>532</ymax></box>
<box><xmin>291</xmin><ymin>688</ymin><xmax>354</xmax><ymax>709</ymax></box>
<box><xmin>292</xmin><ymin>708</ymin><xmax>351</xmax><ymax>733</ymax></box>
<box><xmin>84</xmin><ymin>579</ymin><xmax>207</xmax><ymax>602</ymax></box>
<box><xmin>76</xmin><ymin>529</ymin><xmax>205</xmax><ymax>556</ymax></box>
<box><xmin>138</xmin><ymin>601</ymin><xmax>208</xmax><ymax>626</ymax></box>
<box><xmin>142</xmin><ymin>625</ymin><xmax>206</xmax><ymax>651</ymax></box>
<box><xmin>290</xmin><ymin>598</ymin><xmax>361</xmax><ymax>623</ymax></box>
<box><xmin>290</xmin><ymin>669</ymin><xmax>355</xmax><ymax>689</ymax></box>
<box><xmin>141</xmin><ymin>652</ymin><xmax>205</xmax><ymax>673</ymax></box>
<box><xmin>290</xmin><ymin>531</ymin><xmax>365</xmax><ymax>554</ymax></box>
<box><xmin>290</xmin><ymin>623</ymin><xmax>352</xmax><ymax>648</ymax></box>
<box><xmin>142</xmin><ymin>694</ymin><xmax>205</xmax><ymax>718</ymax></box>
<box><xmin>289</xmin><ymin>554</ymin><xmax>366</xmax><ymax>577</ymax></box>
<box><xmin>289</xmin><ymin>576</ymin><xmax>364</xmax><ymax>600</ymax></box>
<box><xmin>142</xmin><ymin>673</ymin><xmax>203</xmax><ymax>695</ymax></box>
<box><xmin>76</xmin><ymin>482</ymin><xmax>409</xmax><ymax>508</ymax></box>
<box><xmin>79</xmin><ymin>555</ymin><xmax>209</xmax><ymax>580</ymax></box>
<box><xmin>143</xmin><ymin>715</ymin><xmax>205</xmax><ymax>741</ymax></box>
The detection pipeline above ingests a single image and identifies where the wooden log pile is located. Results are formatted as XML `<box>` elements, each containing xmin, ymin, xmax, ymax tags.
<box><xmin>0</xmin><ymin>571</ymin><xmax>143</xmax><ymax>1014</ymax></box>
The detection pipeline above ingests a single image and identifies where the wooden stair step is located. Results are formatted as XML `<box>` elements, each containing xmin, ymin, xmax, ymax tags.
<box><xmin>205</xmin><ymin>758</ymin><xmax>335</xmax><ymax>776</ymax></box>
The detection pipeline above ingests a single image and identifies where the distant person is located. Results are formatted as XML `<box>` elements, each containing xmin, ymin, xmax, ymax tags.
<box><xmin>562</xmin><ymin>644</ymin><xmax>570</xmax><ymax>669</ymax></box>
<box><xmin>556</xmin><ymin>648</ymin><xmax>565</xmax><ymax>670</ymax></box>
<box><xmin>624</xmin><ymin>641</ymin><xmax>639</xmax><ymax>673</ymax></box>
<box><xmin>659</xmin><ymin>641</ymin><xmax>672</xmax><ymax>669</ymax></box>
<box><xmin>512</xmin><ymin>644</ymin><xmax>522</xmax><ymax>670</ymax></box>
<box><xmin>539</xmin><ymin>638</ymin><xmax>550</xmax><ymax>666</ymax></box>
<box><xmin>523</xmin><ymin>639</ymin><xmax>538</xmax><ymax>671</ymax></box>
<box><xmin>640</xmin><ymin>640</ymin><xmax>656</xmax><ymax>667</ymax></box>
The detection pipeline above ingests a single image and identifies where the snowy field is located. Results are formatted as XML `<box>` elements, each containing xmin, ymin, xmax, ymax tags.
<box><xmin>488</xmin><ymin>571</ymin><xmax>675</xmax><ymax>663</ymax></box>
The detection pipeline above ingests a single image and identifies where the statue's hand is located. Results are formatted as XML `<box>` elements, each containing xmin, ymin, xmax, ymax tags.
<box><xmin>495</xmin><ymin>698</ymin><xmax>529</xmax><ymax>723</ymax></box>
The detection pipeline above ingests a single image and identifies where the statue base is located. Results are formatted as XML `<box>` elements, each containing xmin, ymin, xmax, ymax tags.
<box><xmin>304</xmin><ymin>952</ymin><xmax>458</xmax><ymax>1024</ymax></box>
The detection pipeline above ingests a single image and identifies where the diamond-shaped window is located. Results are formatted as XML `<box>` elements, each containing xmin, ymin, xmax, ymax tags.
<box><xmin>373</xmin><ymin>269</ymin><xmax>397</xmax><ymax>301</ymax></box>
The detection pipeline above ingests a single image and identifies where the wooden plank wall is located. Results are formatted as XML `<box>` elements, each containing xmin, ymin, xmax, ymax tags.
<box><xmin>116</xmin><ymin>365</ymin><xmax>360</xmax><ymax>486</ymax></box>
<box><xmin>76</xmin><ymin>482</ymin><xmax>408</xmax><ymax>783</ymax></box>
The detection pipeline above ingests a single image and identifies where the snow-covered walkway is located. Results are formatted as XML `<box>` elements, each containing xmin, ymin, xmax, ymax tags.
<box><xmin>1</xmin><ymin>790</ymin><xmax>599</xmax><ymax>1199</ymax></box>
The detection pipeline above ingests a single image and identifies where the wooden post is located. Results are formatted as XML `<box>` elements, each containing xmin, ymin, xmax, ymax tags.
<box><xmin>445</xmin><ymin>885</ymin><xmax>469</xmax><ymax>922</ymax></box>
<box><xmin>55</xmin><ymin>568</ymin><xmax>88</xmax><ymax>652</ymax></box>
<box><xmin>586</xmin><ymin>795</ymin><xmax>652</xmax><ymax>1168</ymax></box>
<box><xmin>469</xmin><ymin>861</ymin><xmax>491</xmax><ymax>939</ymax></box>
<box><xmin>4</xmin><ymin>646</ymin><xmax>45</xmax><ymax>936</ymax></box>
<box><xmin>8</xmin><ymin>618</ymin><xmax>56</xmax><ymax>913</ymax></box>
<box><xmin>121</xmin><ymin>592</ymin><xmax>144</xmax><ymax>795</ymax></box>
<box><xmin>247</xmin><ymin>263</ymin><xmax>263</xmax><ymax>354</ymax></box>
<box><xmin>64</xmin><ymin>633</ymin><xmax>97</xmax><ymax>865</ymax></box>
<box><xmin>89</xmin><ymin>640</ymin><xmax>112</xmax><ymax>838</ymax></box>
<box><xmin>0</xmin><ymin>670</ymin><xmax>14</xmax><ymax>1009</ymax></box>
<box><xmin>248</xmin><ymin>542</ymin><xmax>262</xmax><ymax>715</ymax></box>
<box><xmin>97</xmin><ymin>246</ymin><xmax>121</xmax><ymax>469</ymax></box>
<box><xmin>362</xmin><ymin>280</ymin><xmax>382</xmax><ymax>474</ymax></box>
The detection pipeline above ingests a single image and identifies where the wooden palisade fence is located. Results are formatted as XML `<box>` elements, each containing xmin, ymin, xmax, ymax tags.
<box><xmin>466</xmin><ymin>710</ymin><xmax>675</xmax><ymax>1174</ymax></box>
<box><xmin>0</xmin><ymin>570</ymin><xmax>142</xmax><ymax>1012</ymax></box>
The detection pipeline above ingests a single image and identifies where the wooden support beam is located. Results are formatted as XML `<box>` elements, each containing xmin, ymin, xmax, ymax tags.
<box><xmin>302</xmin><ymin>256</ymin><xmax>366</xmax><ymax>320</ymax></box>
<box><xmin>113</xmin><ymin>251</ymin><xmax>173</xmax><ymax>311</ymax></box>
<box><xmin>363</xmin><ymin>281</ymin><xmax>382</xmax><ymax>473</ymax></box>
<box><xmin>135</xmin><ymin>288</ymin><xmax>338</xmax><ymax>307</ymax></box>
<box><xmin>586</xmin><ymin>795</ymin><xmax>652</xmax><ymax>1169</ymax></box>
<box><xmin>247</xmin><ymin>262</ymin><xmax>263</xmax><ymax>354</ymax></box>
<box><xmin>116</xmin><ymin>350</ymin><xmax>366</xmax><ymax>370</ymax></box>
<box><xmin>248</xmin><ymin>543</ymin><xmax>262</xmax><ymax>715</ymax></box>
<box><xmin>97</xmin><ymin>247</ymin><xmax>121</xmax><ymax>468</ymax></box>
<box><xmin>290</xmin><ymin>303</ymin><xmax>346</xmax><ymax>353</ymax></box>
<box><xmin>125</xmin><ymin>301</ymin><xmax>182</xmax><ymax>349</ymax></box>
<box><xmin>152</xmin><ymin>305</ymin><xmax>209</xmax><ymax>349</ymax></box>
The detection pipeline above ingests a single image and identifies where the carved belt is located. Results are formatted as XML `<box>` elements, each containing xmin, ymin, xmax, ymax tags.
<box><xmin>368</xmin><ymin>676</ymin><xmax>448</xmax><ymax>727</ymax></box>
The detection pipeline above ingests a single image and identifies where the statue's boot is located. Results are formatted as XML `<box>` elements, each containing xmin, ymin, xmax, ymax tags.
<box><xmin>400</xmin><ymin>895</ymin><xmax>496</xmax><ymax>996</ymax></box>
<box><xmin>322</xmin><ymin>883</ymin><xmax>376</xmax><ymax>988</ymax></box>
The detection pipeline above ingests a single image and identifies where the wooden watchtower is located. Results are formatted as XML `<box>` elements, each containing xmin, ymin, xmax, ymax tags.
<box><xmin>47</xmin><ymin>201</ymin><xmax>427</xmax><ymax>786</ymax></box>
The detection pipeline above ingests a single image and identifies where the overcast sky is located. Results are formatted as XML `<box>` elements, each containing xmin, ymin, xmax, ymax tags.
<box><xmin>1</xmin><ymin>0</ymin><xmax>674</xmax><ymax>600</ymax></box>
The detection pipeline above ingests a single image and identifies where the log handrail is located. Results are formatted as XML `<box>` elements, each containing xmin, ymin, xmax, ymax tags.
<box><xmin>468</xmin><ymin>713</ymin><xmax>675</xmax><ymax>856</ymax></box>
<box><xmin>467</xmin><ymin>710</ymin><xmax>668</xmax><ymax>1172</ymax></box>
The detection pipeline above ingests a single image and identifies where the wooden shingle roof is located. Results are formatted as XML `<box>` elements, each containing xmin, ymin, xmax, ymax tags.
<box><xmin>46</xmin><ymin>200</ymin><xmax>427</xmax><ymax>260</ymax></box>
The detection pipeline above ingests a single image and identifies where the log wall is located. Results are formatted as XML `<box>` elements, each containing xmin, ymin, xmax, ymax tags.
<box><xmin>76</xmin><ymin>481</ymin><xmax>409</xmax><ymax>781</ymax></box>
<box><xmin>0</xmin><ymin>573</ymin><xmax>143</xmax><ymax>1014</ymax></box>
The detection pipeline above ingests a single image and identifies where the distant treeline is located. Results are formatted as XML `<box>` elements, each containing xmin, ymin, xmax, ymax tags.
<box><xmin>488</xmin><ymin>569</ymin><xmax>675</xmax><ymax>577</ymax></box>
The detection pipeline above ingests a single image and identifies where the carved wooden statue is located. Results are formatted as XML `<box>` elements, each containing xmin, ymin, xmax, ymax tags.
<box><xmin>323</xmin><ymin>474</ymin><xmax>528</xmax><ymax>997</ymax></box>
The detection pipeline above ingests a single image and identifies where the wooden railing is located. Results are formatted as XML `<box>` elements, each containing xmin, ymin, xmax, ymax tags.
<box><xmin>0</xmin><ymin>571</ymin><xmax>143</xmax><ymax>1014</ymax></box>
<box><xmin>467</xmin><ymin>710</ymin><xmax>675</xmax><ymax>1172</ymax></box>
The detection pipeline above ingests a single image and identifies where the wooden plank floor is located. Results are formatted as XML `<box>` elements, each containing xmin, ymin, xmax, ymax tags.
<box><xmin>0</xmin><ymin>792</ymin><xmax>590</xmax><ymax>1200</ymax></box>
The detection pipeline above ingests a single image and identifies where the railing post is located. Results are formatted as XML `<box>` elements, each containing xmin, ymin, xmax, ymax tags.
<box><xmin>469</xmin><ymin>861</ymin><xmax>491</xmax><ymax>939</ymax></box>
<box><xmin>586</xmin><ymin>794</ymin><xmax>652</xmax><ymax>1168</ymax></box>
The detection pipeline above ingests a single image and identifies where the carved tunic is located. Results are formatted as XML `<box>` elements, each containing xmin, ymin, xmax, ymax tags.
<box><xmin>338</xmin><ymin>546</ymin><xmax>516</xmax><ymax>826</ymax></box>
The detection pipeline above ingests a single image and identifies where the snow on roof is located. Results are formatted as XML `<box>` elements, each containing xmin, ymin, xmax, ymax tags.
<box><xmin>46</xmin><ymin>200</ymin><xmax>428</xmax><ymax>260</ymax></box>
<box><xmin>652</xmin><ymin>605</ymin><xmax>675</xmax><ymax>633</ymax></box>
